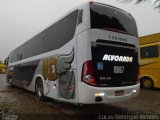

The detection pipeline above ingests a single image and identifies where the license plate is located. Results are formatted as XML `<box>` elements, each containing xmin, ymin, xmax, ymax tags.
<box><xmin>115</xmin><ymin>90</ymin><xmax>124</xmax><ymax>96</ymax></box>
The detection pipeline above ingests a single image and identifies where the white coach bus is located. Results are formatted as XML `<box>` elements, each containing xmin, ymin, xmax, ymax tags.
<box><xmin>6</xmin><ymin>2</ymin><xmax>140</xmax><ymax>104</ymax></box>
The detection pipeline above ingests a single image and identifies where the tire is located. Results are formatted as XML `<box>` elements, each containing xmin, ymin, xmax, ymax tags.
<box><xmin>35</xmin><ymin>78</ymin><xmax>44</xmax><ymax>101</ymax></box>
<box><xmin>7</xmin><ymin>76</ymin><xmax>13</xmax><ymax>87</ymax></box>
<box><xmin>8</xmin><ymin>78</ymin><xmax>12</xmax><ymax>86</ymax></box>
<box><xmin>141</xmin><ymin>77</ymin><xmax>154</xmax><ymax>89</ymax></box>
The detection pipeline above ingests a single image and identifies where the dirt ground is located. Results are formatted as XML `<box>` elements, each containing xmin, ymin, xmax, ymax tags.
<box><xmin>0</xmin><ymin>74</ymin><xmax>160</xmax><ymax>120</ymax></box>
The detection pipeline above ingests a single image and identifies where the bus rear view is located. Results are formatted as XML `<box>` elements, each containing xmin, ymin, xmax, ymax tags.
<box><xmin>77</xmin><ymin>2</ymin><xmax>140</xmax><ymax>104</ymax></box>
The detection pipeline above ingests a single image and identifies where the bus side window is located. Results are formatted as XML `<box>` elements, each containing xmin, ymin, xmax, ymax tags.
<box><xmin>77</xmin><ymin>10</ymin><xmax>83</xmax><ymax>25</ymax></box>
<box><xmin>140</xmin><ymin>45</ymin><xmax>159</xmax><ymax>58</ymax></box>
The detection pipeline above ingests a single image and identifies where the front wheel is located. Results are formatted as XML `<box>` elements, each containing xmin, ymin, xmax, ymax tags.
<box><xmin>6</xmin><ymin>75</ymin><xmax>13</xmax><ymax>87</ymax></box>
<box><xmin>35</xmin><ymin>78</ymin><xmax>44</xmax><ymax>101</ymax></box>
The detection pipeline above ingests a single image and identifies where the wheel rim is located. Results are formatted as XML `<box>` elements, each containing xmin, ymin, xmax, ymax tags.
<box><xmin>9</xmin><ymin>78</ymin><xmax>12</xmax><ymax>84</ymax></box>
<box><xmin>36</xmin><ymin>83</ymin><xmax>42</xmax><ymax>97</ymax></box>
<box><xmin>37</xmin><ymin>88</ymin><xmax>42</xmax><ymax>97</ymax></box>
<box><xmin>144</xmin><ymin>80</ymin><xmax>152</xmax><ymax>88</ymax></box>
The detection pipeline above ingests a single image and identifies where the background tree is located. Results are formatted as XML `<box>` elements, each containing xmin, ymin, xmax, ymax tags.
<box><xmin>117</xmin><ymin>0</ymin><xmax>160</xmax><ymax>8</ymax></box>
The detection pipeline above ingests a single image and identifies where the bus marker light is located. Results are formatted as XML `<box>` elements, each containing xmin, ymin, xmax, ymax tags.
<box><xmin>53</xmin><ymin>84</ymin><xmax>57</xmax><ymax>89</ymax></box>
<box><xmin>53</xmin><ymin>86</ymin><xmax>56</xmax><ymax>89</ymax></box>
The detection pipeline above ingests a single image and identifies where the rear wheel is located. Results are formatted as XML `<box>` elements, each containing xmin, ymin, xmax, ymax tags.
<box><xmin>8</xmin><ymin>78</ymin><xmax>12</xmax><ymax>85</ymax></box>
<box><xmin>35</xmin><ymin>78</ymin><xmax>44</xmax><ymax>101</ymax></box>
<box><xmin>141</xmin><ymin>77</ymin><xmax>154</xmax><ymax>89</ymax></box>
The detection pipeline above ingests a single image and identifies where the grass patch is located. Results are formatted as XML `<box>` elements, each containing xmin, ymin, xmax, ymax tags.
<box><xmin>0</xmin><ymin>102</ymin><xmax>11</xmax><ymax>113</ymax></box>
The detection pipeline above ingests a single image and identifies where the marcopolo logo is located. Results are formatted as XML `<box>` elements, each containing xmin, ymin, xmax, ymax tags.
<box><xmin>103</xmin><ymin>54</ymin><xmax>133</xmax><ymax>62</ymax></box>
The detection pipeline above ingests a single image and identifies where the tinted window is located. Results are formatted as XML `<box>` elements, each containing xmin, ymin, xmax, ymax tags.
<box><xmin>140</xmin><ymin>46</ymin><xmax>159</xmax><ymax>58</ymax></box>
<box><xmin>46</xmin><ymin>10</ymin><xmax>78</xmax><ymax>51</ymax></box>
<box><xmin>10</xmin><ymin>48</ymin><xmax>19</xmax><ymax>63</ymax></box>
<box><xmin>90</xmin><ymin>3</ymin><xmax>138</xmax><ymax>37</ymax></box>
<box><xmin>10</xmin><ymin>10</ymin><xmax>78</xmax><ymax>63</ymax></box>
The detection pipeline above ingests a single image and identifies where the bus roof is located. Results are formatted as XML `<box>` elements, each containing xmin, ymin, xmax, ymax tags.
<box><xmin>140</xmin><ymin>41</ymin><xmax>160</xmax><ymax>47</ymax></box>
<box><xmin>139</xmin><ymin>33</ymin><xmax>160</xmax><ymax>45</ymax></box>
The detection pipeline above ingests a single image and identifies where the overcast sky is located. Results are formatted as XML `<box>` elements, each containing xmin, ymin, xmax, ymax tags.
<box><xmin>0</xmin><ymin>0</ymin><xmax>160</xmax><ymax>61</ymax></box>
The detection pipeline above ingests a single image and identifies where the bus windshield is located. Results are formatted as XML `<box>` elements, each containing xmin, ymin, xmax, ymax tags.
<box><xmin>90</xmin><ymin>3</ymin><xmax>138</xmax><ymax>37</ymax></box>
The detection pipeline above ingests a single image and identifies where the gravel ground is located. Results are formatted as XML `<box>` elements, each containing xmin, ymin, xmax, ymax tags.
<box><xmin>0</xmin><ymin>74</ymin><xmax>160</xmax><ymax>120</ymax></box>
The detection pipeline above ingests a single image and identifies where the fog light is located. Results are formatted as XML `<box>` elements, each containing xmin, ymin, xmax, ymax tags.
<box><xmin>133</xmin><ymin>90</ymin><xmax>137</xmax><ymax>93</ymax></box>
<box><xmin>94</xmin><ymin>92</ymin><xmax>105</xmax><ymax>97</ymax></box>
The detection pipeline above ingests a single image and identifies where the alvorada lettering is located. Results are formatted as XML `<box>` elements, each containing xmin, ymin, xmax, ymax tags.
<box><xmin>103</xmin><ymin>54</ymin><xmax>133</xmax><ymax>62</ymax></box>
